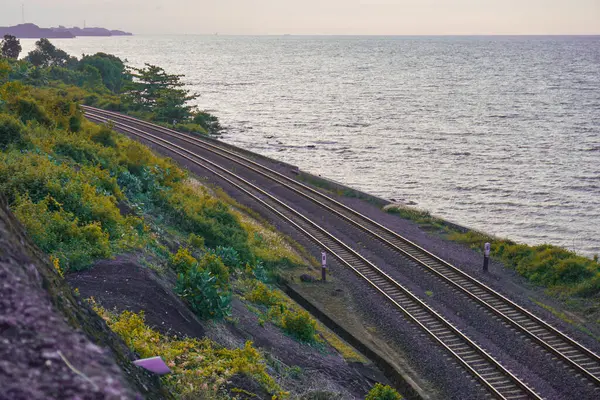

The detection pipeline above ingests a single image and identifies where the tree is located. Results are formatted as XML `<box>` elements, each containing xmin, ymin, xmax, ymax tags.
<box><xmin>1</xmin><ymin>35</ymin><xmax>22</xmax><ymax>59</ymax></box>
<box><xmin>123</xmin><ymin>63</ymin><xmax>199</xmax><ymax>122</ymax></box>
<box><xmin>79</xmin><ymin>52</ymin><xmax>130</xmax><ymax>93</ymax></box>
<box><xmin>26</xmin><ymin>38</ymin><xmax>74</xmax><ymax>68</ymax></box>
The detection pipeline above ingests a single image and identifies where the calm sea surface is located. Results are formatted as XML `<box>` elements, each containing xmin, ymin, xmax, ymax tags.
<box><xmin>20</xmin><ymin>36</ymin><xmax>600</xmax><ymax>256</ymax></box>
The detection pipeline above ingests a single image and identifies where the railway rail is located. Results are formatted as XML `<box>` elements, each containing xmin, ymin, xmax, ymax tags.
<box><xmin>84</xmin><ymin>106</ymin><xmax>594</xmax><ymax>398</ymax></box>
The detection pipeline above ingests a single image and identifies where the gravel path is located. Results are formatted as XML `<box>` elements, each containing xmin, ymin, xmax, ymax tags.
<box><xmin>111</xmin><ymin>122</ymin><xmax>600</xmax><ymax>399</ymax></box>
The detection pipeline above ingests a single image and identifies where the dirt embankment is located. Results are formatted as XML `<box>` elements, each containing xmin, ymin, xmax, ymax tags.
<box><xmin>0</xmin><ymin>197</ymin><xmax>168</xmax><ymax>400</ymax></box>
<box><xmin>68</xmin><ymin>254</ymin><xmax>390</xmax><ymax>399</ymax></box>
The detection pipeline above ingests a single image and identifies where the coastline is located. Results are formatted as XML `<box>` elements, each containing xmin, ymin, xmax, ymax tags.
<box><xmin>206</xmin><ymin>134</ymin><xmax>600</xmax><ymax>331</ymax></box>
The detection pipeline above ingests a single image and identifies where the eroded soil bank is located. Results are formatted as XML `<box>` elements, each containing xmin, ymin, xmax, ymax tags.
<box><xmin>0</xmin><ymin>198</ymin><xmax>168</xmax><ymax>400</ymax></box>
<box><xmin>68</xmin><ymin>254</ymin><xmax>392</xmax><ymax>399</ymax></box>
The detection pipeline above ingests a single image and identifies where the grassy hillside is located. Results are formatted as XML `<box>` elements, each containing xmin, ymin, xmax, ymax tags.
<box><xmin>1</xmin><ymin>40</ymin><xmax>401</xmax><ymax>399</ymax></box>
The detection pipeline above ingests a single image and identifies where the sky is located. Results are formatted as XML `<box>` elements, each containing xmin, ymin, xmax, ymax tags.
<box><xmin>1</xmin><ymin>0</ymin><xmax>599</xmax><ymax>35</ymax></box>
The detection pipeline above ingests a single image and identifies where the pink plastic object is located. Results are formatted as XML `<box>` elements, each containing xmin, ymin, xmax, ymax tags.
<box><xmin>133</xmin><ymin>356</ymin><xmax>171</xmax><ymax>375</ymax></box>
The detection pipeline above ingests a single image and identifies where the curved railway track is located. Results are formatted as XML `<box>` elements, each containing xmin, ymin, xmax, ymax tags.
<box><xmin>84</xmin><ymin>106</ymin><xmax>600</xmax><ymax>392</ymax></box>
<box><xmin>84</xmin><ymin>108</ymin><xmax>542</xmax><ymax>399</ymax></box>
<box><xmin>85</xmin><ymin>107</ymin><xmax>600</xmax><ymax>396</ymax></box>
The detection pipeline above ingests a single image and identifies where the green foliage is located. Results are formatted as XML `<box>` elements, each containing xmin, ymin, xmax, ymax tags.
<box><xmin>281</xmin><ymin>309</ymin><xmax>317</xmax><ymax>342</ymax></box>
<box><xmin>79</xmin><ymin>52</ymin><xmax>129</xmax><ymax>92</ymax></box>
<box><xmin>92</xmin><ymin>306</ymin><xmax>287</xmax><ymax>398</ymax></box>
<box><xmin>169</xmin><ymin>247</ymin><xmax>198</xmax><ymax>274</ymax></box>
<box><xmin>171</xmin><ymin>248</ymin><xmax>230</xmax><ymax>289</ymax></box>
<box><xmin>123</xmin><ymin>63</ymin><xmax>199</xmax><ymax>122</ymax></box>
<box><xmin>0</xmin><ymin>43</ymin><xmax>261</xmax><ymax>278</ymax></box>
<box><xmin>12</xmin><ymin>97</ymin><xmax>53</xmax><ymax>126</ymax></box>
<box><xmin>0</xmin><ymin>113</ymin><xmax>24</xmax><ymax>148</ymax></box>
<box><xmin>1</xmin><ymin>35</ymin><xmax>21</xmax><ymax>59</ymax></box>
<box><xmin>187</xmin><ymin>233</ymin><xmax>205</xmax><ymax>249</ymax></box>
<box><xmin>198</xmin><ymin>253</ymin><xmax>230</xmax><ymax>289</ymax></box>
<box><xmin>192</xmin><ymin>111</ymin><xmax>222</xmax><ymax>135</ymax></box>
<box><xmin>175</xmin><ymin>266</ymin><xmax>232</xmax><ymax>320</ymax></box>
<box><xmin>157</xmin><ymin>182</ymin><xmax>252</xmax><ymax>261</ymax></box>
<box><xmin>365</xmin><ymin>383</ymin><xmax>402</xmax><ymax>400</ymax></box>
<box><xmin>244</xmin><ymin>281</ymin><xmax>318</xmax><ymax>343</ymax></box>
<box><xmin>26</xmin><ymin>38</ymin><xmax>75</xmax><ymax>68</ymax></box>
<box><xmin>208</xmin><ymin>246</ymin><xmax>241</xmax><ymax>270</ymax></box>
<box><xmin>46</xmin><ymin>65</ymin><xmax>104</xmax><ymax>89</ymax></box>
<box><xmin>3</xmin><ymin>39</ymin><xmax>221</xmax><ymax>135</ymax></box>
<box><xmin>247</xmin><ymin>281</ymin><xmax>286</xmax><ymax>307</ymax></box>
<box><xmin>173</xmin><ymin>122</ymin><xmax>207</xmax><ymax>135</ymax></box>
<box><xmin>384</xmin><ymin>204</ymin><xmax>447</xmax><ymax>232</ymax></box>
<box><xmin>449</xmin><ymin>231</ymin><xmax>600</xmax><ymax>296</ymax></box>
<box><xmin>13</xmin><ymin>195</ymin><xmax>111</xmax><ymax>271</ymax></box>
<box><xmin>0</xmin><ymin>60</ymin><xmax>9</xmax><ymax>84</ymax></box>
<box><xmin>91</xmin><ymin>125</ymin><xmax>117</xmax><ymax>147</ymax></box>
<box><xmin>68</xmin><ymin>115</ymin><xmax>82</xmax><ymax>132</ymax></box>
<box><xmin>386</xmin><ymin>205</ymin><xmax>600</xmax><ymax>298</ymax></box>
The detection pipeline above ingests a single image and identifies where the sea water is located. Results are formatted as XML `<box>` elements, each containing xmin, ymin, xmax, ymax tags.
<box><xmin>19</xmin><ymin>35</ymin><xmax>600</xmax><ymax>256</ymax></box>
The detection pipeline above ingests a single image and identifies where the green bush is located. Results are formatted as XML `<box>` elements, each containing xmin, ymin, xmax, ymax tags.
<box><xmin>192</xmin><ymin>111</ymin><xmax>221</xmax><ymax>134</ymax></box>
<box><xmin>68</xmin><ymin>115</ymin><xmax>82</xmax><ymax>132</ymax></box>
<box><xmin>173</xmin><ymin>122</ymin><xmax>207</xmax><ymax>135</ymax></box>
<box><xmin>157</xmin><ymin>183</ymin><xmax>253</xmax><ymax>262</ymax></box>
<box><xmin>0</xmin><ymin>113</ymin><xmax>24</xmax><ymax>148</ymax></box>
<box><xmin>91</xmin><ymin>125</ymin><xmax>117</xmax><ymax>147</ymax></box>
<box><xmin>365</xmin><ymin>383</ymin><xmax>402</xmax><ymax>400</ymax></box>
<box><xmin>13</xmin><ymin>97</ymin><xmax>52</xmax><ymax>126</ymax></box>
<box><xmin>54</xmin><ymin>141</ymin><xmax>101</xmax><ymax>165</ymax></box>
<box><xmin>175</xmin><ymin>266</ymin><xmax>232</xmax><ymax>320</ymax></box>
<box><xmin>439</xmin><ymin>228</ymin><xmax>600</xmax><ymax>297</ymax></box>
<box><xmin>169</xmin><ymin>247</ymin><xmax>197</xmax><ymax>274</ymax></box>
<box><xmin>250</xmin><ymin>260</ymin><xmax>271</xmax><ymax>283</ymax></box>
<box><xmin>187</xmin><ymin>233</ymin><xmax>205</xmax><ymax>249</ymax></box>
<box><xmin>13</xmin><ymin>195</ymin><xmax>111</xmax><ymax>271</ymax></box>
<box><xmin>197</xmin><ymin>252</ymin><xmax>230</xmax><ymax>289</ymax></box>
<box><xmin>282</xmin><ymin>309</ymin><xmax>317</xmax><ymax>342</ymax></box>
<box><xmin>247</xmin><ymin>282</ymin><xmax>285</xmax><ymax>307</ymax></box>
<box><xmin>208</xmin><ymin>245</ymin><xmax>241</xmax><ymax>270</ymax></box>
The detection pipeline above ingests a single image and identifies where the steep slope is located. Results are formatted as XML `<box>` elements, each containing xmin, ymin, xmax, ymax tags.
<box><xmin>0</xmin><ymin>196</ymin><xmax>169</xmax><ymax>400</ymax></box>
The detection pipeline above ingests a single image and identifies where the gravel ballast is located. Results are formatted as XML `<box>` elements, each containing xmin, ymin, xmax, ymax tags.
<box><xmin>108</xmin><ymin>119</ymin><xmax>600</xmax><ymax>400</ymax></box>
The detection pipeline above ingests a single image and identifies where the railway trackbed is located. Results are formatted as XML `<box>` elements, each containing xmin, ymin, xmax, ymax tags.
<box><xmin>84</xmin><ymin>106</ymin><xmax>598</xmax><ymax>398</ymax></box>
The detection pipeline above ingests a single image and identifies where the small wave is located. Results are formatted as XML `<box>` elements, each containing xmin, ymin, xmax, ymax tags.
<box><xmin>336</xmin><ymin>149</ymin><xmax>354</xmax><ymax>154</ymax></box>
<box><xmin>332</xmin><ymin>122</ymin><xmax>371</xmax><ymax>128</ymax></box>
<box><xmin>314</xmin><ymin>140</ymin><xmax>338</xmax><ymax>145</ymax></box>
<box><xmin>451</xmin><ymin>151</ymin><xmax>472</xmax><ymax>156</ymax></box>
<box><xmin>223</xmin><ymin>82</ymin><xmax>257</xmax><ymax>87</ymax></box>
<box><xmin>489</xmin><ymin>114</ymin><xmax>519</xmax><ymax>119</ymax></box>
<box><xmin>565</xmin><ymin>184</ymin><xmax>600</xmax><ymax>192</ymax></box>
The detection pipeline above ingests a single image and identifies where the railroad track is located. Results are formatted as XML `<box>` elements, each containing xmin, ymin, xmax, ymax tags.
<box><xmin>84</xmin><ymin>106</ymin><xmax>600</xmax><ymax>392</ymax></box>
<box><xmin>85</xmin><ymin>108</ymin><xmax>542</xmax><ymax>399</ymax></box>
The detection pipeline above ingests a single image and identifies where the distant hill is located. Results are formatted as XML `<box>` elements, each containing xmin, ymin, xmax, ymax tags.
<box><xmin>0</xmin><ymin>23</ymin><xmax>74</xmax><ymax>39</ymax></box>
<box><xmin>0</xmin><ymin>23</ymin><xmax>133</xmax><ymax>39</ymax></box>
<box><xmin>51</xmin><ymin>25</ymin><xmax>133</xmax><ymax>37</ymax></box>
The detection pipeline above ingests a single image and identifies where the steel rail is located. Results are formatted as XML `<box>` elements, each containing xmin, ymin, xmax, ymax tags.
<box><xmin>85</xmin><ymin>112</ymin><xmax>542</xmax><ymax>399</ymax></box>
<box><xmin>83</xmin><ymin>106</ymin><xmax>600</xmax><ymax>389</ymax></box>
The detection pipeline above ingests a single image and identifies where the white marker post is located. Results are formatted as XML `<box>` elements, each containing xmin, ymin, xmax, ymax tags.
<box><xmin>483</xmin><ymin>243</ymin><xmax>491</xmax><ymax>272</ymax></box>
<box><xmin>321</xmin><ymin>252</ymin><xmax>327</xmax><ymax>282</ymax></box>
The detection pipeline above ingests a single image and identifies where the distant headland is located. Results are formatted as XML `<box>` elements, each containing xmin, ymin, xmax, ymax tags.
<box><xmin>0</xmin><ymin>23</ymin><xmax>133</xmax><ymax>39</ymax></box>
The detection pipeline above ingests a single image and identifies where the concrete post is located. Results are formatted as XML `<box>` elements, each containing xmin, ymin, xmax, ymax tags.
<box><xmin>483</xmin><ymin>243</ymin><xmax>491</xmax><ymax>272</ymax></box>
